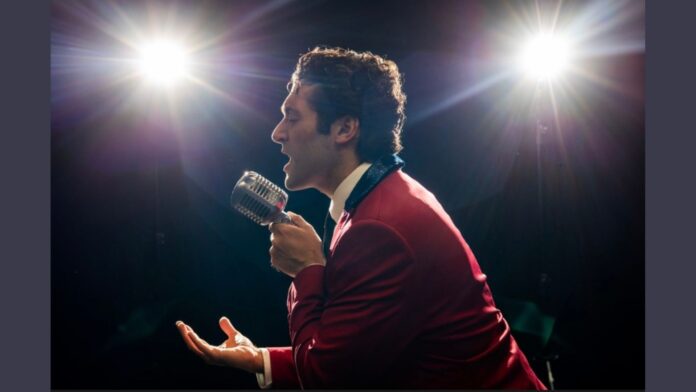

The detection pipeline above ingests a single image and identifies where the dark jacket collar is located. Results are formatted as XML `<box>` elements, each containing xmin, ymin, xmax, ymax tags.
<box><xmin>344</xmin><ymin>154</ymin><xmax>405</xmax><ymax>212</ymax></box>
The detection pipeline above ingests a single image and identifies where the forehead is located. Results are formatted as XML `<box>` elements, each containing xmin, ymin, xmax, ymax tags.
<box><xmin>281</xmin><ymin>83</ymin><xmax>319</xmax><ymax>114</ymax></box>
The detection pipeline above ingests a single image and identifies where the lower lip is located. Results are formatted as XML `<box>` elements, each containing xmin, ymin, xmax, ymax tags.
<box><xmin>283</xmin><ymin>161</ymin><xmax>291</xmax><ymax>172</ymax></box>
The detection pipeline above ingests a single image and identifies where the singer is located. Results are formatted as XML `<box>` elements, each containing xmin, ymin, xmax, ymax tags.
<box><xmin>176</xmin><ymin>47</ymin><xmax>546</xmax><ymax>389</ymax></box>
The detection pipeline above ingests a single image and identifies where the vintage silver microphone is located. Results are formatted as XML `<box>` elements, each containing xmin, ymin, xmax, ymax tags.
<box><xmin>229</xmin><ymin>170</ymin><xmax>293</xmax><ymax>225</ymax></box>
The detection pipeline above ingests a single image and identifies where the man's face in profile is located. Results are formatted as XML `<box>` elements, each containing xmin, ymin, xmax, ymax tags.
<box><xmin>271</xmin><ymin>83</ymin><xmax>335</xmax><ymax>192</ymax></box>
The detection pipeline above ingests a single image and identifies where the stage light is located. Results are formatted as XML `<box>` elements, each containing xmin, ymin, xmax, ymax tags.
<box><xmin>518</xmin><ymin>33</ymin><xmax>570</xmax><ymax>81</ymax></box>
<box><xmin>137</xmin><ymin>39</ymin><xmax>190</xmax><ymax>86</ymax></box>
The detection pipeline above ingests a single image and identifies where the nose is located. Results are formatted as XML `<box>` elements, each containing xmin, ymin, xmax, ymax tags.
<box><xmin>271</xmin><ymin>120</ymin><xmax>287</xmax><ymax>144</ymax></box>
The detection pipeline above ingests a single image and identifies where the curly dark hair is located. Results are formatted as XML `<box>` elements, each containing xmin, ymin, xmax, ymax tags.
<box><xmin>288</xmin><ymin>46</ymin><xmax>406</xmax><ymax>162</ymax></box>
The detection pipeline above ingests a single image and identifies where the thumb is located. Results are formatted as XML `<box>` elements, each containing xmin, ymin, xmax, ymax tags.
<box><xmin>219</xmin><ymin>316</ymin><xmax>237</xmax><ymax>338</ymax></box>
<box><xmin>287</xmin><ymin>211</ymin><xmax>311</xmax><ymax>229</ymax></box>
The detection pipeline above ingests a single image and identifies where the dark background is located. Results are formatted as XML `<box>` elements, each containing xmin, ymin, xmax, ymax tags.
<box><xmin>51</xmin><ymin>0</ymin><xmax>644</xmax><ymax>389</ymax></box>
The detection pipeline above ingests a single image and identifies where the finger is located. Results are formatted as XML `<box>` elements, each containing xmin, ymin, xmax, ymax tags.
<box><xmin>270</xmin><ymin>241</ymin><xmax>284</xmax><ymax>256</ymax></box>
<box><xmin>286</xmin><ymin>211</ymin><xmax>311</xmax><ymax>228</ymax></box>
<box><xmin>219</xmin><ymin>316</ymin><xmax>237</xmax><ymax>338</ymax></box>
<box><xmin>268</xmin><ymin>248</ymin><xmax>281</xmax><ymax>272</ymax></box>
<box><xmin>188</xmin><ymin>330</ymin><xmax>218</xmax><ymax>362</ymax></box>
<box><xmin>182</xmin><ymin>325</ymin><xmax>206</xmax><ymax>356</ymax></box>
<box><xmin>269</xmin><ymin>222</ymin><xmax>281</xmax><ymax>233</ymax></box>
<box><xmin>176</xmin><ymin>321</ymin><xmax>205</xmax><ymax>357</ymax></box>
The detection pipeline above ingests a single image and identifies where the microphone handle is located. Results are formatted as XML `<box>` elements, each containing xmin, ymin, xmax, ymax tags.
<box><xmin>273</xmin><ymin>211</ymin><xmax>294</xmax><ymax>225</ymax></box>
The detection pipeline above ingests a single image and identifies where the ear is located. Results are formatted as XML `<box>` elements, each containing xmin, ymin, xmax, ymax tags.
<box><xmin>330</xmin><ymin>115</ymin><xmax>360</xmax><ymax>146</ymax></box>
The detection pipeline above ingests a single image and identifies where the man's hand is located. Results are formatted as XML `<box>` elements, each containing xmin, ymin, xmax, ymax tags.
<box><xmin>176</xmin><ymin>317</ymin><xmax>264</xmax><ymax>374</ymax></box>
<box><xmin>269</xmin><ymin>211</ymin><xmax>326</xmax><ymax>278</ymax></box>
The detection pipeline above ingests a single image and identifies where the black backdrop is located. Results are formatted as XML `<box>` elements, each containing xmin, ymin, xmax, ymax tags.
<box><xmin>51</xmin><ymin>0</ymin><xmax>645</xmax><ymax>388</ymax></box>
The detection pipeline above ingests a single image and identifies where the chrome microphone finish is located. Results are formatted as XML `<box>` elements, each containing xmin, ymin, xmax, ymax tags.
<box><xmin>230</xmin><ymin>171</ymin><xmax>292</xmax><ymax>225</ymax></box>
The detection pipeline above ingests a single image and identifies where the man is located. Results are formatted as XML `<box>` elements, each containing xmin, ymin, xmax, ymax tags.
<box><xmin>176</xmin><ymin>47</ymin><xmax>546</xmax><ymax>389</ymax></box>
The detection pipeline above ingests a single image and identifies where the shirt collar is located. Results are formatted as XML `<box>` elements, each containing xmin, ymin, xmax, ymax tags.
<box><xmin>329</xmin><ymin>162</ymin><xmax>372</xmax><ymax>222</ymax></box>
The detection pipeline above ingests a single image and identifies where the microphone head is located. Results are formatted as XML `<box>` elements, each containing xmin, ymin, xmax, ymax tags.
<box><xmin>230</xmin><ymin>171</ymin><xmax>289</xmax><ymax>226</ymax></box>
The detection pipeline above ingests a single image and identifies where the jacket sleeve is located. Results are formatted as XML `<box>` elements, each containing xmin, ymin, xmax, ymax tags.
<box><xmin>265</xmin><ymin>346</ymin><xmax>300</xmax><ymax>389</ymax></box>
<box><xmin>286</xmin><ymin>220</ymin><xmax>422</xmax><ymax>388</ymax></box>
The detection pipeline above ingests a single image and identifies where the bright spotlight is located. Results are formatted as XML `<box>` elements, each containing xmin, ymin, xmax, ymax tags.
<box><xmin>137</xmin><ymin>39</ymin><xmax>190</xmax><ymax>86</ymax></box>
<box><xmin>518</xmin><ymin>33</ymin><xmax>570</xmax><ymax>81</ymax></box>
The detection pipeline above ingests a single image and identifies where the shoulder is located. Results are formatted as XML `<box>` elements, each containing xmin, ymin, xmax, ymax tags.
<box><xmin>345</xmin><ymin>170</ymin><xmax>465</xmax><ymax>255</ymax></box>
<box><xmin>354</xmin><ymin>170</ymin><xmax>451</xmax><ymax>227</ymax></box>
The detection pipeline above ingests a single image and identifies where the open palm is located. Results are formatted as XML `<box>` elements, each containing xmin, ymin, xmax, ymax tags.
<box><xmin>176</xmin><ymin>316</ymin><xmax>263</xmax><ymax>373</ymax></box>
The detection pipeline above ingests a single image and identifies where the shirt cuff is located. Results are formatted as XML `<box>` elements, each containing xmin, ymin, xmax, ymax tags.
<box><xmin>255</xmin><ymin>347</ymin><xmax>273</xmax><ymax>389</ymax></box>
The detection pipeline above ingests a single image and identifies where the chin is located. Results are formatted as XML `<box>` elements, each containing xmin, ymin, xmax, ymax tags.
<box><xmin>284</xmin><ymin>180</ymin><xmax>298</xmax><ymax>191</ymax></box>
<box><xmin>283</xmin><ymin>175</ymin><xmax>301</xmax><ymax>191</ymax></box>
<box><xmin>284</xmin><ymin>174</ymin><xmax>312</xmax><ymax>191</ymax></box>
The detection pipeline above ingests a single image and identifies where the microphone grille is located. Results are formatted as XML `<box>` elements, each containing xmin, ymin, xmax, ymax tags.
<box><xmin>230</xmin><ymin>171</ymin><xmax>288</xmax><ymax>226</ymax></box>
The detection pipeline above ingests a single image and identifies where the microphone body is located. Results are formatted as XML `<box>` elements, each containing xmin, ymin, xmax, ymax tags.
<box><xmin>230</xmin><ymin>171</ymin><xmax>293</xmax><ymax>226</ymax></box>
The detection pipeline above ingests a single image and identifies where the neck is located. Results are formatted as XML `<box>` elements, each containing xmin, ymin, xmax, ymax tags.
<box><xmin>317</xmin><ymin>154</ymin><xmax>361</xmax><ymax>199</ymax></box>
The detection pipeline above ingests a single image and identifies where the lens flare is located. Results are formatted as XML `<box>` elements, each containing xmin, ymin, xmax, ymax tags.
<box><xmin>519</xmin><ymin>33</ymin><xmax>570</xmax><ymax>81</ymax></box>
<box><xmin>137</xmin><ymin>40</ymin><xmax>190</xmax><ymax>86</ymax></box>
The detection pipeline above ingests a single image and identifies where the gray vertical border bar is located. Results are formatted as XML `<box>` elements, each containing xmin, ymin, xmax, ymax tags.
<box><xmin>646</xmin><ymin>1</ymin><xmax>696</xmax><ymax>391</ymax></box>
<box><xmin>0</xmin><ymin>0</ymin><xmax>50</xmax><ymax>391</ymax></box>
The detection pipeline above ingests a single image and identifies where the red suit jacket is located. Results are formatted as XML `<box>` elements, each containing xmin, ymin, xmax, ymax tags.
<box><xmin>267</xmin><ymin>156</ymin><xmax>546</xmax><ymax>389</ymax></box>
